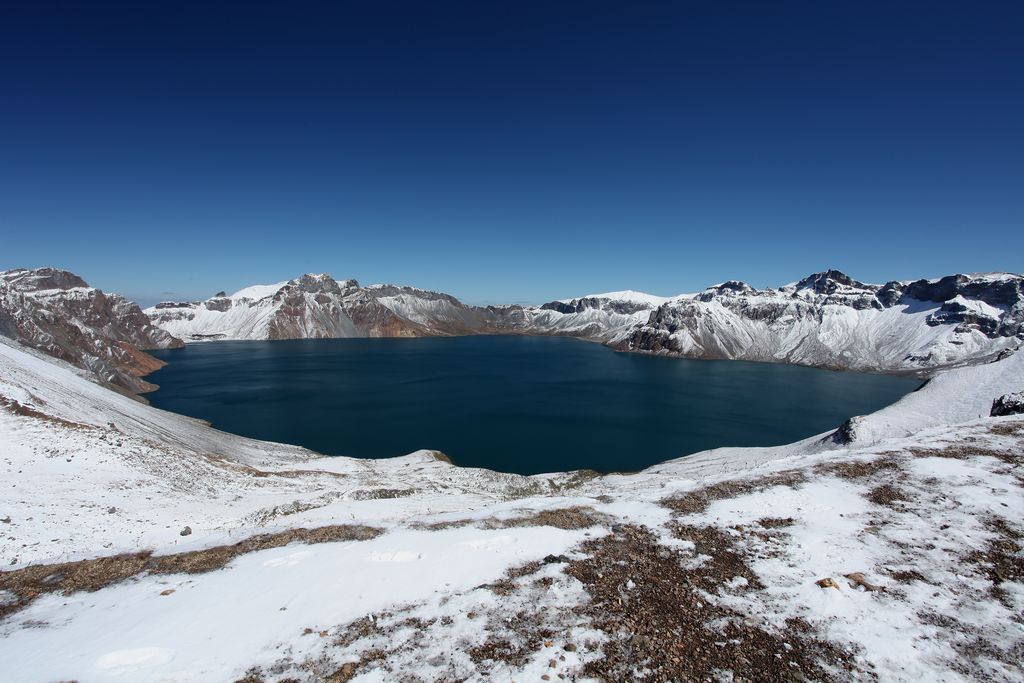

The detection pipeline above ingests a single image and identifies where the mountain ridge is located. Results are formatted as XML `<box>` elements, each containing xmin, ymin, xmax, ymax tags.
<box><xmin>145</xmin><ymin>268</ymin><xmax>1023</xmax><ymax>374</ymax></box>
<box><xmin>0</xmin><ymin>267</ymin><xmax>183</xmax><ymax>393</ymax></box>
<box><xmin>2</xmin><ymin>266</ymin><xmax>1020</xmax><ymax>390</ymax></box>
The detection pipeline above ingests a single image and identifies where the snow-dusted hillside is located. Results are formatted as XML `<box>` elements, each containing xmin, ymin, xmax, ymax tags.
<box><xmin>1</xmin><ymin>317</ymin><xmax>1022</xmax><ymax>681</ymax></box>
<box><xmin>0</xmin><ymin>268</ymin><xmax>182</xmax><ymax>393</ymax></box>
<box><xmin>147</xmin><ymin>269</ymin><xmax>1024</xmax><ymax>374</ymax></box>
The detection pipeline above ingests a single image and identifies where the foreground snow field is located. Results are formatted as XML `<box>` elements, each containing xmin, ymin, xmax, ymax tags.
<box><xmin>1</xmin><ymin>335</ymin><xmax>1022</xmax><ymax>681</ymax></box>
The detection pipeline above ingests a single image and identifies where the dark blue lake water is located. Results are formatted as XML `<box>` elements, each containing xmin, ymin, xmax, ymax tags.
<box><xmin>148</xmin><ymin>336</ymin><xmax>919</xmax><ymax>475</ymax></box>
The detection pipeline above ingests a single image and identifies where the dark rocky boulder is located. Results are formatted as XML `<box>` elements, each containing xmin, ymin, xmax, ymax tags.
<box><xmin>204</xmin><ymin>297</ymin><xmax>233</xmax><ymax>312</ymax></box>
<box><xmin>991</xmin><ymin>392</ymin><xmax>1024</xmax><ymax>417</ymax></box>
<box><xmin>829</xmin><ymin>416</ymin><xmax>864</xmax><ymax>445</ymax></box>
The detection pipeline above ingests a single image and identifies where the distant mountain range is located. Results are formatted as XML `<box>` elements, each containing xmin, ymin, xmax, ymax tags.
<box><xmin>1</xmin><ymin>266</ymin><xmax>1021</xmax><ymax>393</ymax></box>
<box><xmin>146</xmin><ymin>269</ymin><xmax>1023</xmax><ymax>373</ymax></box>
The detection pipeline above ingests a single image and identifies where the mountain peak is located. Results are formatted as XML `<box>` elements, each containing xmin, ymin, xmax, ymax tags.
<box><xmin>1</xmin><ymin>267</ymin><xmax>90</xmax><ymax>292</ymax></box>
<box><xmin>289</xmin><ymin>273</ymin><xmax>359</xmax><ymax>294</ymax></box>
<box><xmin>793</xmin><ymin>269</ymin><xmax>870</xmax><ymax>294</ymax></box>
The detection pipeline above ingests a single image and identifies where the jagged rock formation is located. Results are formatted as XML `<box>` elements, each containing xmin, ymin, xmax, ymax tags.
<box><xmin>0</xmin><ymin>268</ymin><xmax>183</xmax><ymax>393</ymax></box>
<box><xmin>146</xmin><ymin>269</ymin><xmax>1023</xmax><ymax>374</ymax></box>
<box><xmin>991</xmin><ymin>392</ymin><xmax>1024</xmax><ymax>417</ymax></box>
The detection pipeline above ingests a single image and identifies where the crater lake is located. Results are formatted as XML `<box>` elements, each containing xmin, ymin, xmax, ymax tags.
<box><xmin>148</xmin><ymin>335</ymin><xmax>921</xmax><ymax>475</ymax></box>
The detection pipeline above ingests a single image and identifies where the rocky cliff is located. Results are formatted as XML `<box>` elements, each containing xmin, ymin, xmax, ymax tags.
<box><xmin>147</xmin><ymin>274</ymin><xmax>433</xmax><ymax>341</ymax></box>
<box><xmin>0</xmin><ymin>268</ymin><xmax>183</xmax><ymax>393</ymax></box>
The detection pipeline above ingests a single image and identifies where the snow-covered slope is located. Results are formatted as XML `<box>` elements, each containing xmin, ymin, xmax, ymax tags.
<box><xmin>148</xmin><ymin>269</ymin><xmax>1024</xmax><ymax>374</ymax></box>
<box><xmin>2</xmin><ymin>314</ymin><xmax>1022</xmax><ymax>681</ymax></box>
<box><xmin>0</xmin><ymin>268</ymin><xmax>183</xmax><ymax>393</ymax></box>
<box><xmin>0</xmin><ymin>336</ymin><xmax>558</xmax><ymax>564</ymax></box>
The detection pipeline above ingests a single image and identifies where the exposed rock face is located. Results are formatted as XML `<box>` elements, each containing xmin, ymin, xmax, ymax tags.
<box><xmin>695</xmin><ymin>281</ymin><xmax>759</xmax><ymax>302</ymax></box>
<box><xmin>363</xmin><ymin>283</ymin><xmax>500</xmax><ymax>335</ymax></box>
<box><xmin>146</xmin><ymin>269</ymin><xmax>1024</xmax><ymax>374</ymax></box>
<box><xmin>829</xmin><ymin>416</ymin><xmax>863</xmax><ymax>445</ymax></box>
<box><xmin>991</xmin><ymin>392</ymin><xmax>1024</xmax><ymax>417</ymax></box>
<box><xmin>0</xmin><ymin>268</ymin><xmax>183</xmax><ymax>393</ymax></box>
<box><xmin>268</xmin><ymin>275</ymin><xmax>431</xmax><ymax>340</ymax></box>
<box><xmin>540</xmin><ymin>297</ymin><xmax>651</xmax><ymax>316</ymax></box>
<box><xmin>147</xmin><ymin>274</ymin><xmax>432</xmax><ymax>341</ymax></box>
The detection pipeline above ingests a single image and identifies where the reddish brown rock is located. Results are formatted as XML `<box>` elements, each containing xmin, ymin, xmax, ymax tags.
<box><xmin>0</xmin><ymin>268</ymin><xmax>183</xmax><ymax>394</ymax></box>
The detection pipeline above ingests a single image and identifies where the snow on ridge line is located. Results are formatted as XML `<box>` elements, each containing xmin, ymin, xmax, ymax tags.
<box><xmin>228</xmin><ymin>281</ymin><xmax>288</xmax><ymax>301</ymax></box>
<box><xmin>558</xmin><ymin>290</ymin><xmax>680</xmax><ymax>306</ymax></box>
<box><xmin>139</xmin><ymin>268</ymin><xmax>1022</xmax><ymax>373</ymax></box>
<box><xmin>934</xmin><ymin>271</ymin><xmax>1022</xmax><ymax>282</ymax></box>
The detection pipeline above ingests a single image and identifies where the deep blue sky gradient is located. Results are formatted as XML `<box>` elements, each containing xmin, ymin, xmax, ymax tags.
<box><xmin>2</xmin><ymin>1</ymin><xmax>1022</xmax><ymax>306</ymax></box>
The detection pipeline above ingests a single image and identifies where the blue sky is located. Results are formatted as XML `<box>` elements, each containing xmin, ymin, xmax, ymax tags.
<box><xmin>2</xmin><ymin>1</ymin><xmax>1022</xmax><ymax>306</ymax></box>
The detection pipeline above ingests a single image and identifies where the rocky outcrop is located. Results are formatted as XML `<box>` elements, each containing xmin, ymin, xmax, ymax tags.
<box><xmin>991</xmin><ymin>392</ymin><xmax>1024</xmax><ymax>417</ymax></box>
<box><xmin>829</xmin><ymin>416</ymin><xmax>864</xmax><ymax>445</ymax></box>
<box><xmin>0</xmin><ymin>268</ymin><xmax>183</xmax><ymax>393</ymax></box>
<box><xmin>540</xmin><ymin>297</ymin><xmax>651</xmax><ymax>316</ymax></box>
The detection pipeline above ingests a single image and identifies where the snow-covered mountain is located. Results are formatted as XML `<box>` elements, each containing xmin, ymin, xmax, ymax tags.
<box><xmin>0</xmin><ymin>268</ymin><xmax>182</xmax><ymax>393</ymax></box>
<box><xmin>147</xmin><ymin>269</ymin><xmax>1023</xmax><ymax>373</ymax></box>
<box><xmin>17</xmin><ymin>263</ymin><xmax>1014</xmax><ymax>386</ymax></box>
<box><xmin>147</xmin><ymin>273</ymin><xmax>435</xmax><ymax>341</ymax></box>
<box><xmin>619</xmin><ymin>270</ymin><xmax>1023</xmax><ymax>372</ymax></box>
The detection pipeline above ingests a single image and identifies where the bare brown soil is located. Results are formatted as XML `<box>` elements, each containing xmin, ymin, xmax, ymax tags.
<box><xmin>964</xmin><ymin>518</ymin><xmax>1024</xmax><ymax>609</ymax></box>
<box><xmin>0</xmin><ymin>395</ymin><xmax>93</xmax><ymax>431</ymax></box>
<box><xmin>565</xmin><ymin>524</ymin><xmax>857</xmax><ymax>682</ymax></box>
<box><xmin>815</xmin><ymin>455</ymin><xmax>902</xmax><ymax>480</ymax></box>
<box><xmin>413</xmin><ymin>505</ymin><xmax>611</xmax><ymax>532</ymax></box>
<box><xmin>865</xmin><ymin>483</ymin><xmax>913</xmax><ymax>507</ymax></box>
